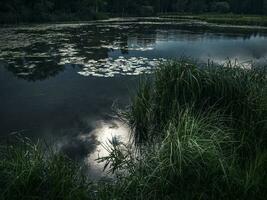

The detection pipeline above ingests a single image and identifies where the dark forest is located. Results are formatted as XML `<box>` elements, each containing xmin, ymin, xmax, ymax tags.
<box><xmin>1</xmin><ymin>0</ymin><xmax>267</xmax><ymax>23</ymax></box>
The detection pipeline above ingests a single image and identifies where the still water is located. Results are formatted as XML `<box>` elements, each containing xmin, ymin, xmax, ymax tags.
<box><xmin>1</xmin><ymin>18</ymin><xmax>267</xmax><ymax>178</ymax></box>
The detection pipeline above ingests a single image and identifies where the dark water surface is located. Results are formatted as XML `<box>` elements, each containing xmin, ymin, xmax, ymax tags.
<box><xmin>1</xmin><ymin>18</ymin><xmax>267</xmax><ymax>178</ymax></box>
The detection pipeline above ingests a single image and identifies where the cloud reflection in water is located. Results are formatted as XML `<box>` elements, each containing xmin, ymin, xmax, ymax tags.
<box><xmin>83</xmin><ymin>119</ymin><xmax>131</xmax><ymax>179</ymax></box>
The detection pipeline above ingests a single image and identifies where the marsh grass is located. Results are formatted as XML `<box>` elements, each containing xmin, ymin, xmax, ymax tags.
<box><xmin>0</xmin><ymin>138</ymin><xmax>92</xmax><ymax>200</ymax></box>
<box><xmin>160</xmin><ymin>14</ymin><xmax>267</xmax><ymax>26</ymax></box>
<box><xmin>100</xmin><ymin>60</ymin><xmax>267</xmax><ymax>199</ymax></box>
<box><xmin>98</xmin><ymin>108</ymin><xmax>267</xmax><ymax>199</ymax></box>
<box><xmin>1</xmin><ymin>60</ymin><xmax>266</xmax><ymax>199</ymax></box>
<box><xmin>198</xmin><ymin>15</ymin><xmax>267</xmax><ymax>26</ymax></box>
<box><xmin>127</xmin><ymin>60</ymin><xmax>267</xmax><ymax>144</ymax></box>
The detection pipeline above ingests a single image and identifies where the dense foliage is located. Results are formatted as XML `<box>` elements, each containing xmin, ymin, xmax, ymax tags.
<box><xmin>0</xmin><ymin>0</ymin><xmax>267</xmax><ymax>23</ymax></box>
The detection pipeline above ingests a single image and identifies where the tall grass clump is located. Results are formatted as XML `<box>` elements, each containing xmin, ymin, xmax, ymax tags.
<box><xmin>0</xmin><ymin>138</ymin><xmax>92</xmax><ymax>200</ymax></box>
<box><xmin>99</xmin><ymin>60</ymin><xmax>267</xmax><ymax>199</ymax></box>
<box><xmin>99</xmin><ymin>108</ymin><xmax>267</xmax><ymax>199</ymax></box>
<box><xmin>127</xmin><ymin>60</ymin><xmax>267</xmax><ymax>144</ymax></box>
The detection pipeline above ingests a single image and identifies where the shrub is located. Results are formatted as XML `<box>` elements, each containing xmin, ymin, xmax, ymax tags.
<box><xmin>139</xmin><ymin>6</ymin><xmax>154</xmax><ymax>16</ymax></box>
<box><xmin>211</xmin><ymin>2</ymin><xmax>230</xmax><ymax>13</ymax></box>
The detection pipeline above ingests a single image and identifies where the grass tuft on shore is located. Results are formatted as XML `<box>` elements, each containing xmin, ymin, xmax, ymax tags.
<box><xmin>127</xmin><ymin>60</ymin><xmax>266</xmax><ymax>144</ymax></box>
<box><xmin>104</xmin><ymin>60</ymin><xmax>267</xmax><ymax>199</ymax></box>
<box><xmin>0</xmin><ymin>138</ymin><xmax>92</xmax><ymax>200</ymax></box>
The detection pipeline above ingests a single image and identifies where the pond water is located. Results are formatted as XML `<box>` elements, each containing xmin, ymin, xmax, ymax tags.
<box><xmin>1</xmin><ymin>17</ymin><xmax>267</xmax><ymax>178</ymax></box>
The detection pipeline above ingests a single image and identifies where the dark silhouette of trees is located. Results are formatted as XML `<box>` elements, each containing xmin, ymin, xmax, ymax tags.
<box><xmin>0</xmin><ymin>0</ymin><xmax>266</xmax><ymax>24</ymax></box>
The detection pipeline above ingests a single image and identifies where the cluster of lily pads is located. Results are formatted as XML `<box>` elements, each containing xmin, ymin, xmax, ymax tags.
<box><xmin>76</xmin><ymin>56</ymin><xmax>167</xmax><ymax>77</ymax></box>
<box><xmin>102</xmin><ymin>44</ymin><xmax>154</xmax><ymax>51</ymax></box>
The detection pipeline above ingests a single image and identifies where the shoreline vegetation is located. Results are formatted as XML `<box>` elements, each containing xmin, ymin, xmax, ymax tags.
<box><xmin>1</xmin><ymin>0</ymin><xmax>267</xmax><ymax>26</ymax></box>
<box><xmin>159</xmin><ymin>14</ymin><xmax>267</xmax><ymax>27</ymax></box>
<box><xmin>1</xmin><ymin>13</ymin><xmax>267</xmax><ymax>28</ymax></box>
<box><xmin>1</xmin><ymin>60</ymin><xmax>266</xmax><ymax>199</ymax></box>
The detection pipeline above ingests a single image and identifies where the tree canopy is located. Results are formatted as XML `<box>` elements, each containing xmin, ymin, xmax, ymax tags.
<box><xmin>0</xmin><ymin>0</ymin><xmax>267</xmax><ymax>23</ymax></box>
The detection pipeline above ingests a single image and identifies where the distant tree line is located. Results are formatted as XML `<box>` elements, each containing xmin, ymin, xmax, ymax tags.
<box><xmin>0</xmin><ymin>0</ymin><xmax>267</xmax><ymax>23</ymax></box>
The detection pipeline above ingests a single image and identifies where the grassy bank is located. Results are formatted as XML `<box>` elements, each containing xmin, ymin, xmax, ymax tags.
<box><xmin>105</xmin><ymin>60</ymin><xmax>267</xmax><ymax>199</ymax></box>
<box><xmin>1</xmin><ymin>60</ymin><xmax>267</xmax><ymax>199</ymax></box>
<box><xmin>160</xmin><ymin>14</ymin><xmax>267</xmax><ymax>27</ymax></box>
<box><xmin>0</xmin><ymin>139</ymin><xmax>92</xmax><ymax>200</ymax></box>
<box><xmin>198</xmin><ymin>14</ymin><xmax>267</xmax><ymax>26</ymax></box>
